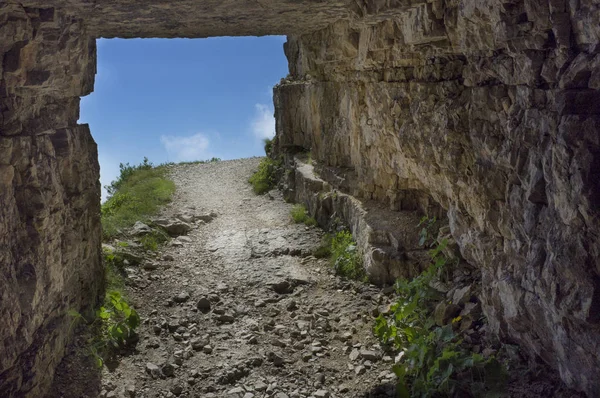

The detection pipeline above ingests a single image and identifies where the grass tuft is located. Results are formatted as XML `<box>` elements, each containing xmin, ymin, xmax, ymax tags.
<box><xmin>140</xmin><ymin>229</ymin><xmax>170</xmax><ymax>252</ymax></box>
<box><xmin>290</xmin><ymin>204</ymin><xmax>318</xmax><ymax>227</ymax></box>
<box><xmin>248</xmin><ymin>157</ymin><xmax>280</xmax><ymax>194</ymax></box>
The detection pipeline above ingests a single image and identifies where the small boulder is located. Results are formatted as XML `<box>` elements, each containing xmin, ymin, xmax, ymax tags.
<box><xmin>173</xmin><ymin>291</ymin><xmax>190</xmax><ymax>303</ymax></box>
<box><xmin>267</xmin><ymin>351</ymin><xmax>284</xmax><ymax>366</ymax></box>
<box><xmin>196</xmin><ymin>297</ymin><xmax>211</xmax><ymax>313</ymax></box>
<box><xmin>131</xmin><ymin>221</ymin><xmax>153</xmax><ymax>236</ymax></box>
<box><xmin>359</xmin><ymin>350</ymin><xmax>380</xmax><ymax>362</ymax></box>
<box><xmin>154</xmin><ymin>218</ymin><xmax>192</xmax><ymax>236</ymax></box>
<box><xmin>117</xmin><ymin>250</ymin><xmax>144</xmax><ymax>266</ymax></box>
<box><xmin>142</xmin><ymin>261</ymin><xmax>159</xmax><ymax>271</ymax></box>
<box><xmin>196</xmin><ymin>212</ymin><xmax>217</xmax><ymax>222</ymax></box>
<box><xmin>216</xmin><ymin>314</ymin><xmax>235</xmax><ymax>323</ymax></box>
<box><xmin>161</xmin><ymin>363</ymin><xmax>175</xmax><ymax>377</ymax></box>
<box><xmin>145</xmin><ymin>363</ymin><xmax>160</xmax><ymax>379</ymax></box>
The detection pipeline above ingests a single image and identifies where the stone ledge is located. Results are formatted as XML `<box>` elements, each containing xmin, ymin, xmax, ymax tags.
<box><xmin>283</xmin><ymin>155</ymin><xmax>455</xmax><ymax>285</ymax></box>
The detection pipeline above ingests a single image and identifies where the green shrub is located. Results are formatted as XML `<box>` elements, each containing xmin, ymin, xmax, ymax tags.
<box><xmin>418</xmin><ymin>215</ymin><xmax>438</xmax><ymax>247</ymax></box>
<box><xmin>304</xmin><ymin>217</ymin><xmax>318</xmax><ymax>227</ymax></box>
<box><xmin>290</xmin><ymin>204</ymin><xmax>318</xmax><ymax>226</ymax></box>
<box><xmin>248</xmin><ymin>157</ymin><xmax>280</xmax><ymax>194</ymax></box>
<box><xmin>104</xmin><ymin>157</ymin><xmax>153</xmax><ymax>197</ymax></box>
<box><xmin>69</xmin><ymin>249</ymin><xmax>140</xmax><ymax>368</ymax></box>
<box><xmin>97</xmin><ymin>290</ymin><xmax>140</xmax><ymax>351</ymax></box>
<box><xmin>373</xmin><ymin>234</ymin><xmax>506</xmax><ymax>397</ymax></box>
<box><xmin>263</xmin><ymin>137</ymin><xmax>273</xmax><ymax>156</ymax></box>
<box><xmin>291</xmin><ymin>204</ymin><xmax>306</xmax><ymax>223</ymax></box>
<box><xmin>140</xmin><ymin>235</ymin><xmax>158</xmax><ymax>251</ymax></box>
<box><xmin>101</xmin><ymin>159</ymin><xmax>175</xmax><ymax>240</ymax></box>
<box><xmin>102</xmin><ymin>246</ymin><xmax>125</xmax><ymax>272</ymax></box>
<box><xmin>73</xmin><ymin>290</ymin><xmax>140</xmax><ymax>368</ymax></box>
<box><xmin>330</xmin><ymin>230</ymin><xmax>366</xmax><ymax>281</ymax></box>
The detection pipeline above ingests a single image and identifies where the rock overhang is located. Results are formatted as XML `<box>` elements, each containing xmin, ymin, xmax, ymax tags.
<box><xmin>17</xmin><ymin>0</ymin><xmax>359</xmax><ymax>38</ymax></box>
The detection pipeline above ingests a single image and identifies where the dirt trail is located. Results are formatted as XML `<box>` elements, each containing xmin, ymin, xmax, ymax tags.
<box><xmin>50</xmin><ymin>158</ymin><xmax>396</xmax><ymax>398</ymax></box>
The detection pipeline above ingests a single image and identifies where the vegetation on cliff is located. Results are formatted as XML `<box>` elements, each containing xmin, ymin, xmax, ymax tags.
<box><xmin>330</xmin><ymin>230</ymin><xmax>366</xmax><ymax>281</ymax></box>
<box><xmin>290</xmin><ymin>204</ymin><xmax>318</xmax><ymax>226</ymax></box>
<box><xmin>248</xmin><ymin>157</ymin><xmax>281</xmax><ymax>194</ymax></box>
<box><xmin>101</xmin><ymin>157</ymin><xmax>176</xmax><ymax>239</ymax></box>
<box><xmin>71</xmin><ymin>158</ymin><xmax>177</xmax><ymax>367</ymax></box>
<box><xmin>373</xmin><ymin>218</ymin><xmax>506</xmax><ymax>397</ymax></box>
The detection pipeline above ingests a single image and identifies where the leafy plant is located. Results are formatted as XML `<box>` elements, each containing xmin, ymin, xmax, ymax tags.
<box><xmin>290</xmin><ymin>204</ymin><xmax>318</xmax><ymax>227</ymax></box>
<box><xmin>374</xmin><ymin>226</ymin><xmax>506</xmax><ymax>397</ymax></box>
<box><xmin>97</xmin><ymin>291</ymin><xmax>140</xmax><ymax>350</ymax></box>
<box><xmin>68</xmin><ymin>290</ymin><xmax>140</xmax><ymax>368</ymax></box>
<box><xmin>102</xmin><ymin>246</ymin><xmax>125</xmax><ymax>271</ymax></box>
<box><xmin>330</xmin><ymin>230</ymin><xmax>366</xmax><ymax>281</ymax></box>
<box><xmin>248</xmin><ymin>157</ymin><xmax>281</xmax><ymax>194</ymax></box>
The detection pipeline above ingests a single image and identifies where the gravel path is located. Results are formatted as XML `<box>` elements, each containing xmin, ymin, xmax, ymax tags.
<box><xmin>90</xmin><ymin>158</ymin><xmax>396</xmax><ymax>398</ymax></box>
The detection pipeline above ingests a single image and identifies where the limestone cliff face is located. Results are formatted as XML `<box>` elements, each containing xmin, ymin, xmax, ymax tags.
<box><xmin>274</xmin><ymin>1</ymin><xmax>600</xmax><ymax>395</ymax></box>
<box><xmin>0</xmin><ymin>4</ymin><xmax>102</xmax><ymax>396</ymax></box>
<box><xmin>1</xmin><ymin>0</ymin><xmax>599</xmax><ymax>396</ymax></box>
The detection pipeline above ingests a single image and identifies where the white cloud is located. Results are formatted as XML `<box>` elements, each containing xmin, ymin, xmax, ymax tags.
<box><xmin>251</xmin><ymin>104</ymin><xmax>275</xmax><ymax>140</ymax></box>
<box><xmin>160</xmin><ymin>133</ymin><xmax>211</xmax><ymax>162</ymax></box>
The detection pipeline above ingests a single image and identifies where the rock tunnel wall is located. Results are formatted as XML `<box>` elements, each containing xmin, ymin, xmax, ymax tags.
<box><xmin>274</xmin><ymin>1</ymin><xmax>600</xmax><ymax>395</ymax></box>
<box><xmin>1</xmin><ymin>4</ymin><xmax>102</xmax><ymax>396</ymax></box>
<box><xmin>0</xmin><ymin>0</ymin><xmax>599</xmax><ymax>396</ymax></box>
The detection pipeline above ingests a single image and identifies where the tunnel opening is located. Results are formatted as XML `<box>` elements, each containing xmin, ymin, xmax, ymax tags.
<box><xmin>79</xmin><ymin>37</ymin><xmax>288</xmax><ymax>202</ymax></box>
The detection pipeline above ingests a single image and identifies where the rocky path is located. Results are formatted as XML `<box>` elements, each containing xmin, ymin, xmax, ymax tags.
<box><xmin>57</xmin><ymin>158</ymin><xmax>397</xmax><ymax>398</ymax></box>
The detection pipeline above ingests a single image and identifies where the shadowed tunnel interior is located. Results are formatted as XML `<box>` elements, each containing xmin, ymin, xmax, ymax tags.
<box><xmin>1</xmin><ymin>0</ymin><xmax>599</xmax><ymax>396</ymax></box>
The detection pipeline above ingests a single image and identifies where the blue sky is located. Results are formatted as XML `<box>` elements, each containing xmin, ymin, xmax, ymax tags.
<box><xmin>79</xmin><ymin>37</ymin><xmax>288</xmax><ymax>200</ymax></box>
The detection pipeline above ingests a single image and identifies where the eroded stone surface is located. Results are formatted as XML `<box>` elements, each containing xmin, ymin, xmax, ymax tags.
<box><xmin>274</xmin><ymin>2</ymin><xmax>600</xmax><ymax>395</ymax></box>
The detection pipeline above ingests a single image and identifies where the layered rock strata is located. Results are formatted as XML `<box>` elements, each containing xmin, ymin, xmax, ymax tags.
<box><xmin>274</xmin><ymin>1</ymin><xmax>600</xmax><ymax>395</ymax></box>
<box><xmin>283</xmin><ymin>155</ymin><xmax>449</xmax><ymax>284</ymax></box>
